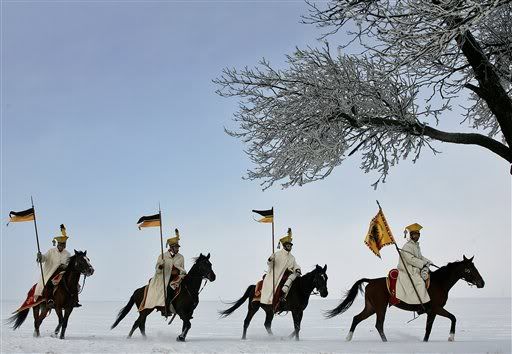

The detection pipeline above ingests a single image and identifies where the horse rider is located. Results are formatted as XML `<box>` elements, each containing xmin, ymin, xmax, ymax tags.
<box><xmin>35</xmin><ymin>224</ymin><xmax>80</xmax><ymax>308</ymax></box>
<box><xmin>141</xmin><ymin>229</ymin><xmax>187</xmax><ymax>314</ymax></box>
<box><xmin>260</xmin><ymin>228</ymin><xmax>301</xmax><ymax>306</ymax></box>
<box><xmin>396</xmin><ymin>223</ymin><xmax>433</xmax><ymax>309</ymax></box>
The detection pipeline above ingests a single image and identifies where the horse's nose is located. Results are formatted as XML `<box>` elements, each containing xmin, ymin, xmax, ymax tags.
<box><xmin>209</xmin><ymin>272</ymin><xmax>216</xmax><ymax>282</ymax></box>
<box><xmin>89</xmin><ymin>268</ymin><xmax>95</xmax><ymax>276</ymax></box>
<box><xmin>478</xmin><ymin>279</ymin><xmax>485</xmax><ymax>288</ymax></box>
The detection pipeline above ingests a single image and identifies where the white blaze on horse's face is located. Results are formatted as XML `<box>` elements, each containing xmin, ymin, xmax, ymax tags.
<box><xmin>83</xmin><ymin>255</ymin><xmax>95</xmax><ymax>276</ymax></box>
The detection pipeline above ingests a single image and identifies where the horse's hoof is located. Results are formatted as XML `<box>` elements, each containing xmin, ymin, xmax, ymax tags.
<box><xmin>176</xmin><ymin>335</ymin><xmax>185</xmax><ymax>342</ymax></box>
<box><xmin>448</xmin><ymin>333</ymin><xmax>455</xmax><ymax>342</ymax></box>
<box><xmin>346</xmin><ymin>332</ymin><xmax>353</xmax><ymax>341</ymax></box>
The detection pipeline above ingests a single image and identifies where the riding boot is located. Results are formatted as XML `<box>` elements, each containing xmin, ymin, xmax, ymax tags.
<box><xmin>73</xmin><ymin>295</ymin><xmax>82</xmax><ymax>308</ymax></box>
<box><xmin>45</xmin><ymin>281</ymin><xmax>55</xmax><ymax>309</ymax></box>
<box><xmin>166</xmin><ymin>287</ymin><xmax>175</xmax><ymax>314</ymax></box>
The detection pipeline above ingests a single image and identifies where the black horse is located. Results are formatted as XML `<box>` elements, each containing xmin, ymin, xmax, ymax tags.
<box><xmin>8</xmin><ymin>250</ymin><xmax>95</xmax><ymax>339</ymax></box>
<box><xmin>326</xmin><ymin>255</ymin><xmax>485</xmax><ymax>342</ymax></box>
<box><xmin>220</xmin><ymin>264</ymin><xmax>328</xmax><ymax>340</ymax></box>
<box><xmin>111</xmin><ymin>253</ymin><xmax>215</xmax><ymax>341</ymax></box>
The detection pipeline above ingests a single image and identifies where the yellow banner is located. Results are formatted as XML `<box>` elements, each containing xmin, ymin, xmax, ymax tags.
<box><xmin>364</xmin><ymin>209</ymin><xmax>395</xmax><ymax>258</ymax></box>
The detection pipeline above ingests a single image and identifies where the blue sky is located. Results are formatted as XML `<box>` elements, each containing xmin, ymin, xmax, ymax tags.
<box><xmin>1</xmin><ymin>1</ymin><xmax>510</xmax><ymax>303</ymax></box>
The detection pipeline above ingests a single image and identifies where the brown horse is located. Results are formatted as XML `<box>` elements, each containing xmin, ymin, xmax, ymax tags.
<box><xmin>326</xmin><ymin>255</ymin><xmax>484</xmax><ymax>342</ymax></box>
<box><xmin>8</xmin><ymin>250</ymin><xmax>95</xmax><ymax>339</ymax></box>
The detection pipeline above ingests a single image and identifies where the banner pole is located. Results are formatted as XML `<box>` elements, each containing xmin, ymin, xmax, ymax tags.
<box><xmin>271</xmin><ymin>207</ymin><xmax>275</xmax><ymax>308</ymax></box>
<box><xmin>31</xmin><ymin>197</ymin><xmax>46</xmax><ymax>299</ymax></box>
<box><xmin>158</xmin><ymin>205</ymin><xmax>168</xmax><ymax>318</ymax></box>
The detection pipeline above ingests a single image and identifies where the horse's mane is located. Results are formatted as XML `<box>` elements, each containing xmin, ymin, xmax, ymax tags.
<box><xmin>430</xmin><ymin>260</ymin><xmax>463</xmax><ymax>278</ymax></box>
<box><xmin>191</xmin><ymin>255</ymin><xmax>207</xmax><ymax>264</ymax></box>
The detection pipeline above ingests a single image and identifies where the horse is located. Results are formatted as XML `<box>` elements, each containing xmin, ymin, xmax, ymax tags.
<box><xmin>220</xmin><ymin>264</ymin><xmax>328</xmax><ymax>340</ymax></box>
<box><xmin>7</xmin><ymin>250</ymin><xmax>95</xmax><ymax>339</ymax></box>
<box><xmin>325</xmin><ymin>255</ymin><xmax>485</xmax><ymax>342</ymax></box>
<box><xmin>111</xmin><ymin>253</ymin><xmax>216</xmax><ymax>341</ymax></box>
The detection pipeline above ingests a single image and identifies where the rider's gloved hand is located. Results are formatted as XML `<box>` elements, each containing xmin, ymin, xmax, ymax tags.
<box><xmin>36</xmin><ymin>252</ymin><xmax>42</xmax><ymax>263</ymax></box>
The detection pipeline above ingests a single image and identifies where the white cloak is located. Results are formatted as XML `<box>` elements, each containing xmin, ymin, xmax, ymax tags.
<box><xmin>34</xmin><ymin>248</ymin><xmax>71</xmax><ymax>298</ymax></box>
<box><xmin>260</xmin><ymin>249</ymin><xmax>301</xmax><ymax>305</ymax></box>
<box><xmin>141</xmin><ymin>251</ymin><xmax>186</xmax><ymax>310</ymax></box>
<box><xmin>396</xmin><ymin>239</ymin><xmax>431</xmax><ymax>304</ymax></box>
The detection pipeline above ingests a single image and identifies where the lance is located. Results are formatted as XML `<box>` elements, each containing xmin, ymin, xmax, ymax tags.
<box><xmin>31</xmin><ymin>197</ymin><xmax>46</xmax><ymax>299</ymax></box>
<box><xmin>376</xmin><ymin>200</ymin><xmax>426</xmax><ymax>313</ymax></box>
<box><xmin>158</xmin><ymin>204</ymin><xmax>168</xmax><ymax>318</ymax></box>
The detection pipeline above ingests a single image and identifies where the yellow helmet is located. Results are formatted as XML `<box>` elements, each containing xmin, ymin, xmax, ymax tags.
<box><xmin>166</xmin><ymin>228</ymin><xmax>180</xmax><ymax>247</ymax></box>
<box><xmin>52</xmin><ymin>224</ymin><xmax>69</xmax><ymax>245</ymax></box>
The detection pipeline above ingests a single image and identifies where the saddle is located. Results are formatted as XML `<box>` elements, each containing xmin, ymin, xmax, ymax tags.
<box><xmin>252</xmin><ymin>271</ymin><xmax>291</xmax><ymax>312</ymax></box>
<box><xmin>13</xmin><ymin>271</ymin><xmax>65</xmax><ymax>313</ymax></box>
<box><xmin>386</xmin><ymin>269</ymin><xmax>400</xmax><ymax>306</ymax></box>
<box><xmin>386</xmin><ymin>268</ymin><xmax>430</xmax><ymax>307</ymax></box>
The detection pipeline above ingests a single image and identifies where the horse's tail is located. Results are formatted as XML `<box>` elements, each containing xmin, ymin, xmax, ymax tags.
<box><xmin>219</xmin><ymin>285</ymin><xmax>255</xmax><ymax>318</ymax></box>
<box><xmin>325</xmin><ymin>278</ymin><xmax>371</xmax><ymax>319</ymax></box>
<box><xmin>111</xmin><ymin>293</ymin><xmax>136</xmax><ymax>329</ymax></box>
<box><xmin>6</xmin><ymin>308</ymin><xmax>30</xmax><ymax>330</ymax></box>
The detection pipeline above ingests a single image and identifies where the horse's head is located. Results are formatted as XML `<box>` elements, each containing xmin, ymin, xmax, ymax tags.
<box><xmin>460</xmin><ymin>255</ymin><xmax>484</xmax><ymax>288</ymax></box>
<box><xmin>312</xmin><ymin>264</ymin><xmax>328</xmax><ymax>297</ymax></box>
<box><xmin>73</xmin><ymin>249</ymin><xmax>95</xmax><ymax>277</ymax></box>
<box><xmin>193</xmin><ymin>253</ymin><xmax>216</xmax><ymax>282</ymax></box>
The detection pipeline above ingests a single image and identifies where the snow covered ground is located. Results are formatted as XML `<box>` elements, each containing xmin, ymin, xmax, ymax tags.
<box><xmin>1</xmin><ymin>298</ymin><xmax>510</xmax><ymax>353</ymax></box>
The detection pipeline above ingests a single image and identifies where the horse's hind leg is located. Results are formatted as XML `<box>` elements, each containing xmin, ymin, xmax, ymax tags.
<box><xmin>375</xmin><ymin>304</ymin><xmax>388</xmax><ymax>342</ymax></box>
<box><xmin>139</xmin><ymin>310</ymin><xmax>151</xmax><ymax>338</ymax></box>
<box><xmin>32</xmin><ymin>307</ymin><xmax>40</xmax><ymax>337</ymax></box>
<box><xmin>242</xmin><ymin>302</ymin><xmax>259</xmax><ymax>340</ymax></box>
<box><xmin>127</xmin><ymin>317</ymin><xmax>140</xmax><ymax>338</ymax></box>
<box><xmin>347</xmin><ymin>300</ymin><xmax>375</xmax><ymax>341</ymax></box>
<box><xmin>263</xmin><ymin>306</ymin><xmax>274</xmax><ymax>336</ymax></box>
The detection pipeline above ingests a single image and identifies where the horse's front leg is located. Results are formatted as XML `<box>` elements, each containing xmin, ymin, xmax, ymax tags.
<box><xmin>436</xmin><ymin>307</ymin><xmax>456</xmax><ymax>341</ymax></box>
<box><xmin>52</xmin><ymin>306</ymin><xmax>64</xmax><ymax>337</ymax></box>
<box><xmin>291</xmin><ymin>310</ymin><xmax>303</xmax><ymax>341</ymax></box>
<box><xmin>177</xmin><ymin>317</ymin><xmax>191</xmax><ymax>342</ymax></box>
<box><xmin>59</xmin><ymin>306</ymin><xmax>74</xmax><ymax>339</ymax></box>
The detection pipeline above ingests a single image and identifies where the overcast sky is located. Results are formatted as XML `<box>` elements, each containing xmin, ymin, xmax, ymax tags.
<box><xmin>1</xmin><ymin>1</ymin><xmax>510</xmax><ymax>305</ymax></box>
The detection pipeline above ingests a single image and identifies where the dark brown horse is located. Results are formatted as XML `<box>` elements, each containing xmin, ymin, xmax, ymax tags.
<box><xmin>111</xmin><ymin>253</ymin><xmax>215</xmax><ymax>341</ymax></box>
<box><xmin>220</xmin><ymin>264</ymin><xmax>328</xmax><ymax>340</ymax></box>
<box><xmin>8</xmin><ymin>250</ymin><xmax>95</xmax><ymax>339</ymax></box>
<box><xmin>326</xmin><ymin>255</ymin><xmax>484</xmax><ymax>342</ymax></box>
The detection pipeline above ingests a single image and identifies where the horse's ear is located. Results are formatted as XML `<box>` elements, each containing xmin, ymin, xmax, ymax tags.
<box><xmin>84</xmin><ymin>250</ymin><xmax>87</xmax><ymax>256</ymax></box>
<box><xmin>207</xmin><ymin>253</ymin><xmax>210</xmax><ymax>259</ymax></box>
<box><xmin>315</xmin><ymin>264</ymin><xmax>321</xmax><ymax>270</ymax></box>
<box><xmin>469</xmin><ymin>255</ymin><xmax>474</xmax><ymax>262</ymax></box>
<box><xmin>199</xmin><ymin>253</ymin><xmax>203</xmax><ymax>258</ymax></box>
<box><xmin>463</xmin><ymin>254</ymin><xmax>467</xmax><ymax>261</ymax></box>
<box><xmin>323</xmin><ymin>264</ymin><xmax>327</xmax><ymax>272</ymax></box>
<box><xmin>74</xmin><ymin>249</ymin><xmax>78</xmax><ymax>255</ymax></box>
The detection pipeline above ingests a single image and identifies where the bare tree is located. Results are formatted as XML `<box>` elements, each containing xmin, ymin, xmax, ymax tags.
<box><xmin>214</xmin><ymin>0</ymin><xmax>512</xmax><ymax>189</ymax></box>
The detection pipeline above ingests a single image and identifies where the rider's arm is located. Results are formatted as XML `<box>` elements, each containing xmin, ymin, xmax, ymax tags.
<box><xmin>155</xmin><ymin>254</ymin><xmax>164</xmax><ymax>272</ymax></box>
<box><xmin>401</xmin><ymin>244</ymin><xmax>428</xmax><ymax>268</ymax></box>
<box><xmin>175</xmin><ymin>254</ymin><xmax>187</xmax><ymax>275</ymax></box>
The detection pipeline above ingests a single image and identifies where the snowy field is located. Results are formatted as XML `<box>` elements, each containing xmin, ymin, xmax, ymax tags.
<box><xmin>1</xmin><ymin>298</ymin><xmax>510</xmax><ymax>353</ymax></box>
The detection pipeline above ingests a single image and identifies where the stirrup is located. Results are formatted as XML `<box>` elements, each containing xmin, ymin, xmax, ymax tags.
<box><xmin>46</xmin><ymin>299</ymin><xmax>54</xmax><ymax>309</ymax></box>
